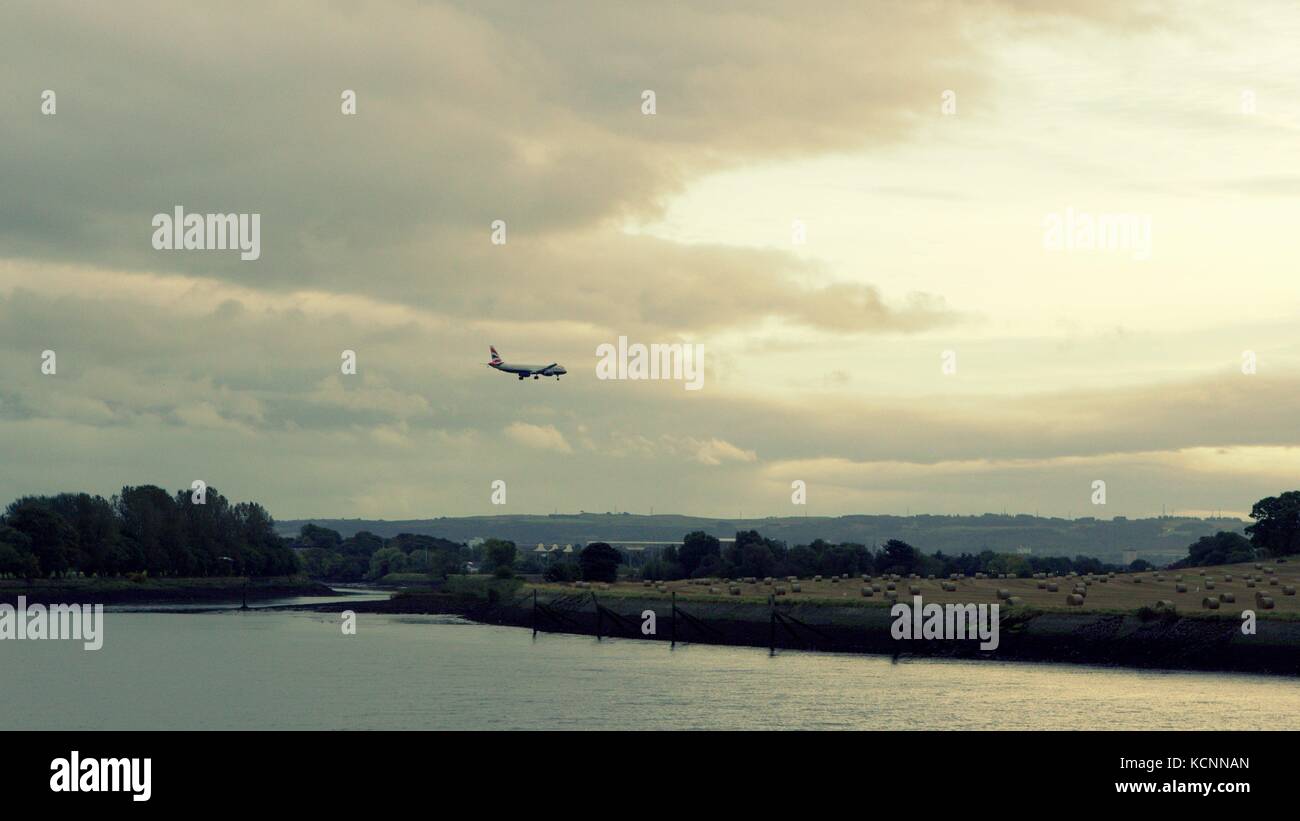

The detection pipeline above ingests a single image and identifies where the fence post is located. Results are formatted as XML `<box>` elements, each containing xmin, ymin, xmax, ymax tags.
<box><xmin>769</xmin><ymin>594</ymin><xmax>776</xmax><ymax>656</ymax></box>
<box><xmin>532</xmin><ymin>588</ymin><xmax>537</xmax><ymax>638</ymax></box>
<box><xmin>671</xmin><ymin>591</ymin><xmax>677</xmax><ymax>650</ymax></box>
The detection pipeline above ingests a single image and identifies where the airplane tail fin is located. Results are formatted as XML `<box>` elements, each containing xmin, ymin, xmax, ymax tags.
<box><xmin>488</xmin><ymin>346</ymin><xmax>503</xmax><ymax>365</ymax></box>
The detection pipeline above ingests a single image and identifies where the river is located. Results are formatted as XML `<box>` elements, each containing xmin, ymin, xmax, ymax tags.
<box><xmin>2</xmin><ymin>602</ymin><xmax>1297</xmax><ymax>730</ymax></box>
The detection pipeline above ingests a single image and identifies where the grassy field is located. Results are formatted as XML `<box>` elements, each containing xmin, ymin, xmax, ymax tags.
<box><xmin>532</xmin><ymin>559</ymin><xmax>1300</xmax><ymax>616</ymax></box>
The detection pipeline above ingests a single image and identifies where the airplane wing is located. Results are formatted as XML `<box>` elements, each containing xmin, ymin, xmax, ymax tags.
<box><xmin>540</xmin><ymin>363</ymin><xmax>558</xmax><ymax>373</ymax></box>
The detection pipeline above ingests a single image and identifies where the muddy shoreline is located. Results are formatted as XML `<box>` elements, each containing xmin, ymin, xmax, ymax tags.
<box><xmin>300</xmin><ymin>589</ymin><xmax>1300</xmax><ymax>676</ymax></box>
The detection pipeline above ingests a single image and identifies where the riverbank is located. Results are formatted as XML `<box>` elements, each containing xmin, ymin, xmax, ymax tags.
<box><xmin>0</xmin><ymin>576</ymin><xmax>334</xmax><ymax>606</ymax></box>
<box><xmin>304</xmin><ymin>583</ymin><xmax>1300</xmax><ymax>676</ymax></box>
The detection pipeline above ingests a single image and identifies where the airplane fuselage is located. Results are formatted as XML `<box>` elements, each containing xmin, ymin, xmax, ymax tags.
<box><xmin>490</xmin><ymin>361</ymin><xmax>567</xmax><ymax>379</ymax></box>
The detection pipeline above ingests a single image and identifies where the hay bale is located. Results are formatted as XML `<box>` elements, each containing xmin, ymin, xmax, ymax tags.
<box><xmin>1283</xmin><ymin>586</ymin><xmax>1296</xmax><ymax>596</ymax></box>
<box><xmin>1047</xmin><ymin>583</ymin><xmax>1059</xmax><ymax>592</ymax></box>
<box><xmin>1098</xmin><ymin>576</ymin><xmax>1109</xmax><ymax>583</ymax></box>
<box><xmin>884</xmin><ymin>590</ymin><xmax>898</xmax><ymax>601</ymax></box>
<box><xmin>1224</xmin><ymin>575</ymin><xmax>1233</xmax><ymax>582</ymax></box>
<box><xmin>1005</xmin><ymin>596</ymin><xmax>1024</xmax><ymax>606</ymax></box>
<box><xmin>1247</xmin><ymin>580</ymin><xmax>1256</xmax><ymax>588</ymax></box>
<box><xmin>1133</xmin><ymin>577</ymin><xmax>1143</xmax><ymax>584</ymax></box>
<box><xmin>791</xmin><ymin>583</ymin><xmax>802</xmax><ymax>593</ymax></box>
<box><xmin>996</xmin><ymin>589</ymin><xmax>1011</xmax><ymax>600</ymax></box>
<box><xmin>1258</xmin><ymin>596</ymin><xmax>1276</xmax><ymax>609</ymax></box>
<box><xmin>813</xmin><ymin>575</ymin><xmax>822</xmax><ymax>582</ymax></box>
<box><xmin>709</xmin><ymin>586</ymin><xmax>719</xmax><ymax>594</ymax></box>
<box><xmin>775</xmin><ymin>587</ymin><xmax>787</xmax><ymax>596</ymax></box>
<box><xmin>886</xmin><ymin>582</ymin><xmax>896</xmax><ymax>591</ymax></box>
<box><xmin>728</xmin><ymin>586</ymin><xmax>741</xmax><ymax>596</ymax></box>
<box><xmin>831</xmin><ymin>576</ymin><xmax>840</xmax><ymax>584</ymax></box>
<box><xmin>1270</xmin><ymin>578</ymin><xmax>1281</xmax><ymax>586</ymax></box>
<box><xmin>909</xmin><ymin>584</ymin><xmax>922</xmax><ymax>595</ymax></box>
<box><xmin>1175</xmin><ymin>583</ymin><xmax>1188</xmax><ymax>593</ymax></box>
<box><xmin>1036</xmin><ymin>581</ymin><xmax>1047</xmax><ymax>589</ymax></box>
<box><xmin>643</xmin><ymin>580</ymin><xmax>653</xmax><ymax>587</ymax></box>
<box><xmin>1202</xmin><ymin>597</ymin><xmax>1220</xmax><ymax>610</ymax></box>
<box><xmin>1205</xmin><ymin>581</ymin><xmax>1215</xmax><ymax>590</ymax></box>
<box><xmin>1066</xmin><ymin>593</ymin><xmax>1084</xmax><ymax>606</ymax></box>
<box><xmin>764</xmin><ymin>578</ymin><xmax>773</xmax><ymax>586</ymax></box>
<box><xmin>861</xmin><ymin>586</ymin><xmax>873</xmax><ymax>597</ymax></box>
<box><xmin>1154</xmin><ymin>600</ymin><xmax>1175</xmax><ymax>611</ymax></box>
<box><xmin>1219</xmin><ymin>592</ymin><xmax>1236</xmax><ymax>603</ymax></box>
<box><xmin>872</xmin><ymin>584</ymin><xmax>881</xmax><ymax>592</ymax></box>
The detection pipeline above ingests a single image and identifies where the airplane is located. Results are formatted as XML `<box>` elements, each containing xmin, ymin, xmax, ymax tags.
<box><xmin>487</xmin><ymin>346</ymin><xmax>567</xmax><ymax>380</ymax></box>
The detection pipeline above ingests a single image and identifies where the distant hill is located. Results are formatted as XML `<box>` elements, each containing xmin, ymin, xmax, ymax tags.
<box><xmin>277</xmin><ymin>512</ymin><xmax>1247</xmax><ymax>565</ymax></box>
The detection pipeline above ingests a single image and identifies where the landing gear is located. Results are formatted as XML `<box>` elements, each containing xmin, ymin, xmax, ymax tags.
<box><xmin>533</xmin><ymin>375</ymin><xmax>539</xmax><ymax>379</ymax></box>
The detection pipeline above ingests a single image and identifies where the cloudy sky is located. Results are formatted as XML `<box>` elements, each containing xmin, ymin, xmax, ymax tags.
<box><xmin>3</xmin><ymin>0</ymin><xmax>1299</xmax><ymax>520</ymax></box>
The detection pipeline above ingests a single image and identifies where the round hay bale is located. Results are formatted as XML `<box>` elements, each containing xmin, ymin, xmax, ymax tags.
<box><xmin>886</xmin><ymin>581</ymin><xmax>896</xmax><ymax>591</ymax></box>
<box><xmin>1098</xmin><ymin>576</ymin><xmax>1109</xmax><ymax>583</ymax></box>
<box><xmin>996</xmin><ymin>589</ymin><xmax>1011</xmax><ymax>600</ymax></box>
<box><xmin>1247</xmin><ymin>580</ymin><xmax>1256</xmax><ymax>588</ymax></box>
<box><xmin>1224</xmin><ymin>575</ymin><xmax>1233</xmax><ymax>582</ymax></box>
<box><xmin>884</xmin><ymin>590</ymin><xmax>898</xmax><ymax>601</ymax></box>
<box><xmin>1047</xmin><ymin>583</ymin><xmax>1059</xmax><ymax>592</ymax></box>
<box><xmin>831</xmin><ymin>576</ymin><xmax>840</xmax><ymax>584</ymax></box>
<box><xmin>1202</xmin><ymin>597</ymin><xmax>1220</xmax><ymax>609</ymax></box>
<box><xmin>1270</xmin><ymin>578</ymin><xmax>1281</xmax><ymax>586</ymax></box>
<box><xmin>1036</xmin><ymin>581</ymin><xmax>1047</xmax><ymax>589</ymax></box>
<box><xmin>1205</xmin><ymin>581</ymin><xmax>1215</xmax><ymax>590</ymax></box>
<box><xmin>1066</xmin><ymin>593</ymin><xmax>1084</xmax><ymax>606</ymax></box>
<box><xmin>1133</xmin><ymin>577</ymin><xmax>1143</xmax><ymax>584</ymax></box>
<box><xmin>1175</xmin><ymin>583</ymin><xmax>1188</xmax><ymax>593</ymax></box>
<box><xmin>1154</xmin><ymin>600</ymin><xmax>1174</xmax><ymax>611</ymax></box>
<box><xmin>728</xmin><ymin>586</ymin><xmax>741</xmax><ymax>596</ymax></box>
<box><xmin>775</xmin><ymin>587</ymin><xmax>787</xmax><ymax>596</ymax></box>
<box><xmin>1283</xmin><ymin>586</ymin><xmax>1296</xmax><ymax>596</ymax></box>
<box><xmin>1258</xmin><ymin>596</ymin><xmax>1276</xmax><ymax>609</ymax></box>
<box><xmin>861</xmin><ymin>586</ymin><xmax>873</xmax><ymax>597</ymax></box>
<box><xmin>950</xmin><ymin>573</ymin><xmax>960</xmax><ymax>580</ymax></box>
<box><xmin>814</xmin><ymin>575</ymin><xmax>822</xmax><ymax>582</ymax></box>
<box><xmin>643</xmin><ymin>580</ymin><xmax>653</xmax><ymax>587</ymax></box>
<box><xmin>764</xmin><ymin>578</ymin><xmax>773</xmax><ymax>586</ymax></box>
<box><xmin>709</xmin><ymin>586</ymin><xmax>720</xmax><ymax>594</ymax></box>
<box><xmin>1005</xmin><ymin>596</ymin><xmax>1023</xmax><ymax>606</ymax></box>
<box><xmin>909</xmin><ymin>584</ymin><xmax>922</xmax><ymax>595</ymax></box>
<box><xmin>1175</xmin><ymin>575</ymin><xmax>1183</xmax><ymax>582</ymax></box>
<box><xmin>871</xmin><ymin>584</ymin><xmax>881</xmax><ymax>592</ymax></box>
<box><xmin>1219</xmin><ymin>592</ymin><xmax>1235</xmax><ymax>603</ymax></box>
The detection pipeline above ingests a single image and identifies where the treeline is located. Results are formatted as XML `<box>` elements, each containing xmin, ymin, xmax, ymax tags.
<box><xmin>639</xmin><ymin>530</ymin><xmax>1127</xmax><ymax>581</ymax></box>
<box><xmin>0</xmin><ymin>486</ymin><xmax>296</xmax><ymax>579</ymax></box>
<box><xmin>1169</xmin><ymin>491</ymin><xmax>1300</xmax><ymax>568</ymax></box>
<box><xmin>292</xmin><ymin>525</ymin><xmax>468</xmax><ymax>582</ymax></box>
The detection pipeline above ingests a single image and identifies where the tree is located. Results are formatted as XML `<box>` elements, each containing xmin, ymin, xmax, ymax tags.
<box><xmin>679</xmin><ymin>531</ymin><xmax>720</xmax><ymax>577</ymax></box>
<box><xmin>544</xmin><ymin>561</ymin><xmax>580</xmax><ymax>582</ymax></box>
<box><xmin>1177</xmin><ymin>531</ymin><xmax>1255</xmax><ymax>567</ymax></box>
<box><xmin>579</xmin><ymin>542</ymin><xmax>623</xmax><ymax>582</ymax></box>
<box><xmin>4</xmin><ymin>499</ymin><xmax>76</xmax><ymax>577</ymax></box>
<box><xmin>1245</xmin><ymin>491</ymin><xmax>1300</xmax><ymax>556</ymax></box>
<box><xmin>367</xmin><ymin>547</ymin><xmax>407</xmax><ymax>580</ymax></box>
<box><xmin>877</xmin><ymin>539</ymin><xmax>921</xmax><ymax>575</ymax></box>
<box><xmin>481</xmin><ymin>539</ymin><xmax>517</xmax><ymax>575</ymax></box>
